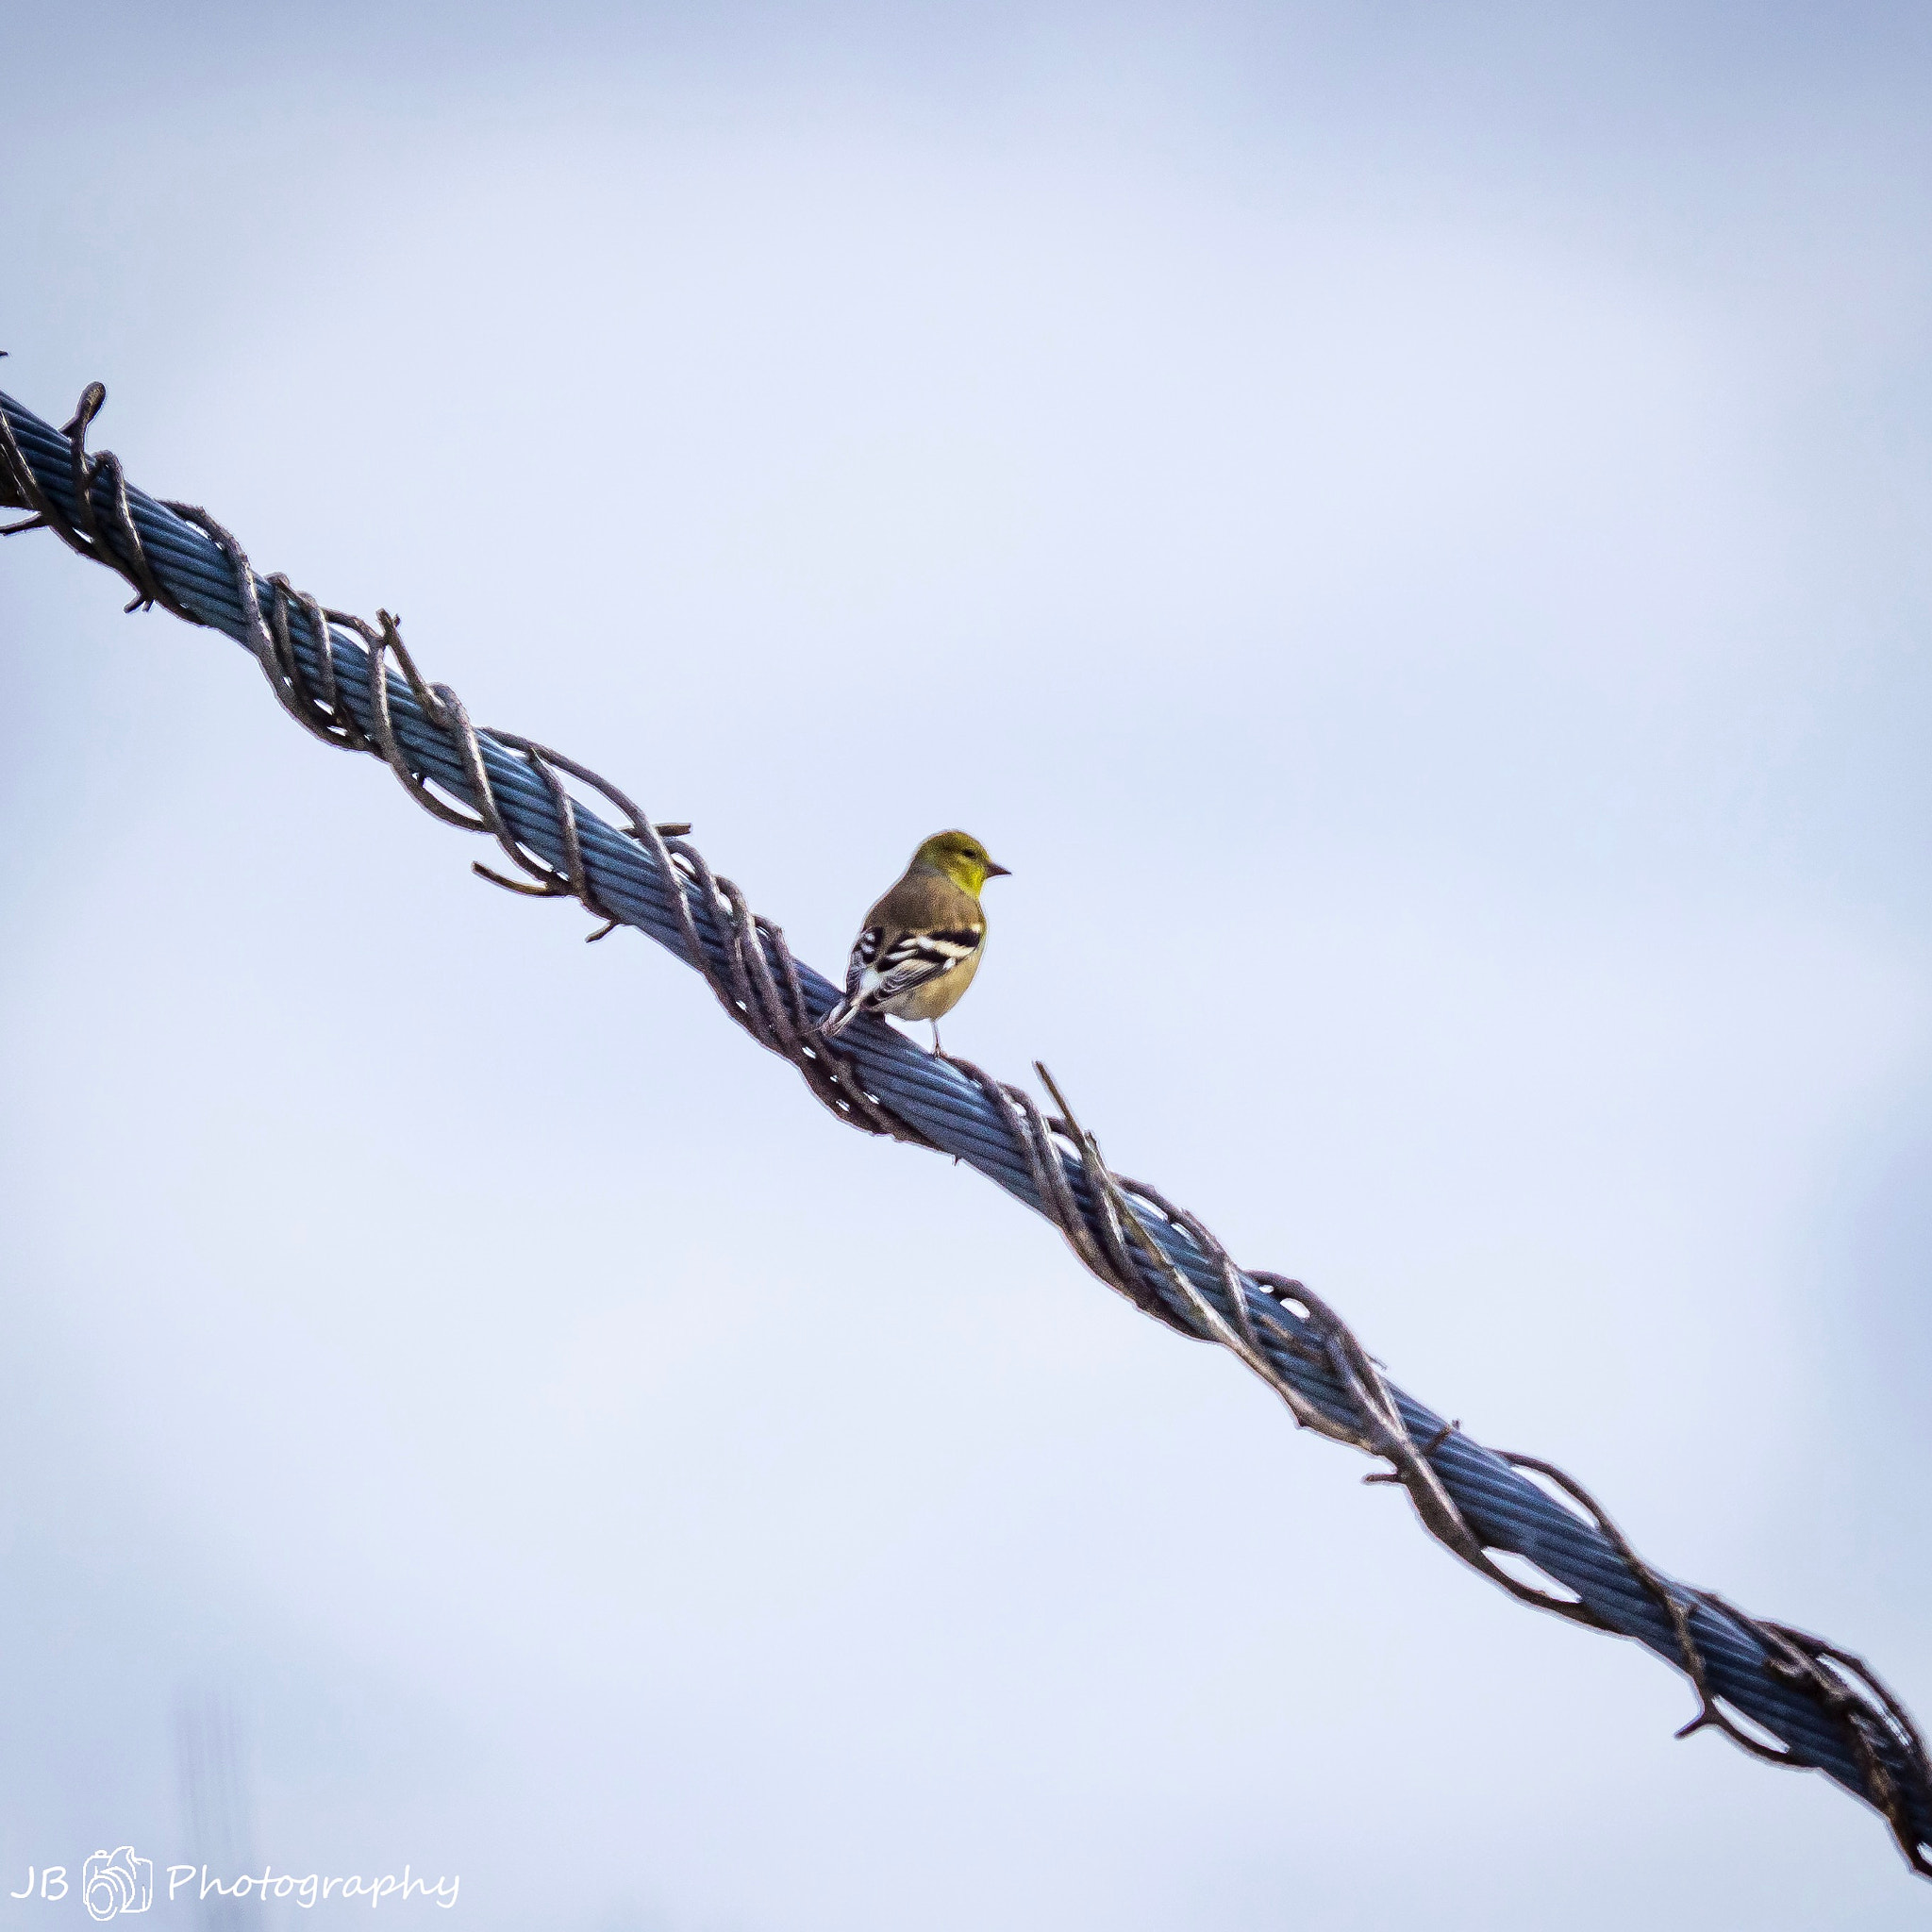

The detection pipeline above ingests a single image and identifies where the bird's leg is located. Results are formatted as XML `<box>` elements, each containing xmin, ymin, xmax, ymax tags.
<box><xmin>931</xmin><ymin>1021</ymin><xmax>944</xmax><ymax>1056</ymax></box>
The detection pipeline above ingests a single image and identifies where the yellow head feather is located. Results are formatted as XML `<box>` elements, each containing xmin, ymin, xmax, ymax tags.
<box><xmin>911</xmin><ymin>830</ymin><xmax>1010</xmax><ymax>896</ymax></box>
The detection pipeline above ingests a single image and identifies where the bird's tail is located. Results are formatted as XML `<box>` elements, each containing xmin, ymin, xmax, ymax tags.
<box><xmin>819</xmin><ymin>995</ymin><xmax>859</xmax><ymax>1039</ymax></box>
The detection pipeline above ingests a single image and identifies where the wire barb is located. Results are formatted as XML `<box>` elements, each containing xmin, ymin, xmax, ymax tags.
<box><xmin>2</xmin><ymin>374</ymin><xmax>1927</xmax><ymax>1883</ymax></box>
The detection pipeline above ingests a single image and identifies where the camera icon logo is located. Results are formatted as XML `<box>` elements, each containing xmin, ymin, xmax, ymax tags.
<box><xmin>81</xmin><ymin>1847</ymin><xmax>153</xmax><ymax>1921</ymax></box>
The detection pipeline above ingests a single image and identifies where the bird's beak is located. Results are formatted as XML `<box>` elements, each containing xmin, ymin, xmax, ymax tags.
<box><xmin>985</xmin><ymin>860</ymin><xmax>1011</xmax><ymax>877</ymax></box>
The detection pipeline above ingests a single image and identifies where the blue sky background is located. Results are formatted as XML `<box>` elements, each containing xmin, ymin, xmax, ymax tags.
<box><xmin>4</xmin><ymin>4</ymin><xmax>1931</xmax><ymax>1925</ymax></box>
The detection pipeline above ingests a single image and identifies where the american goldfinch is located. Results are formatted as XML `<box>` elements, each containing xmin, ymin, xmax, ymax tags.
<box><xmin>820</xmin><ymin>830</ymin><xmax>1010</xmax><ymax>1053</ymax></box>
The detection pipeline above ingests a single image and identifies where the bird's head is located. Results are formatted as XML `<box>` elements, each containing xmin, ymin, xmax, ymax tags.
<box><xmin>913</xmin><ymin>830</ymin><xmax>1010</xmax><ymax>895</ymax></box>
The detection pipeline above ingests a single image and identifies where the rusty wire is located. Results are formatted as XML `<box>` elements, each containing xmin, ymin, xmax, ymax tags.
<box><xmin>3</xmin><ymin>376</ymin><xmax>1928</xmax><ymax>1882</ymax></box>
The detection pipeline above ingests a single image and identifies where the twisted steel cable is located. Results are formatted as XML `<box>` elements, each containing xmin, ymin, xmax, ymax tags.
<box><xmin>4</xmin><ymin>376</ymin><xmax>1928</xmax><ymax>1880</ymax></box>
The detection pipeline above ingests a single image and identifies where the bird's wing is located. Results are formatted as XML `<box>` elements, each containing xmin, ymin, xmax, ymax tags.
<box><xmin>870</xmin><ymin>927</ymin><xmax>983</xmax><ymax>1005</ymax></box>
<box><xmin>845</xmin><ymin>924</ymin><xmax>883</xmax><ymax>998</ymax></box>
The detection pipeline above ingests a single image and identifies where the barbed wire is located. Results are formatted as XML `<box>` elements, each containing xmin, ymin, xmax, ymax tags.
<box><xmin>5</xmin><ymin>375</ymin><xmax>1928</xmax><ymax>1881</ymax></box>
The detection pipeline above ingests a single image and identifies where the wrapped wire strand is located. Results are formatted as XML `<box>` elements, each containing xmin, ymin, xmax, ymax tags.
<box><xmin>3</xmin><ymin>377</ymin><xmax>1926</xmax><ymax>1881</ymax></box>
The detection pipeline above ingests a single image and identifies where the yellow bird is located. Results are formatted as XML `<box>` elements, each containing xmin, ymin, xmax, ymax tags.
<box><xmin>820</xmin><ymin>830</ymin><xmax>1010</xmax><ymax>1054</ymax></box>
